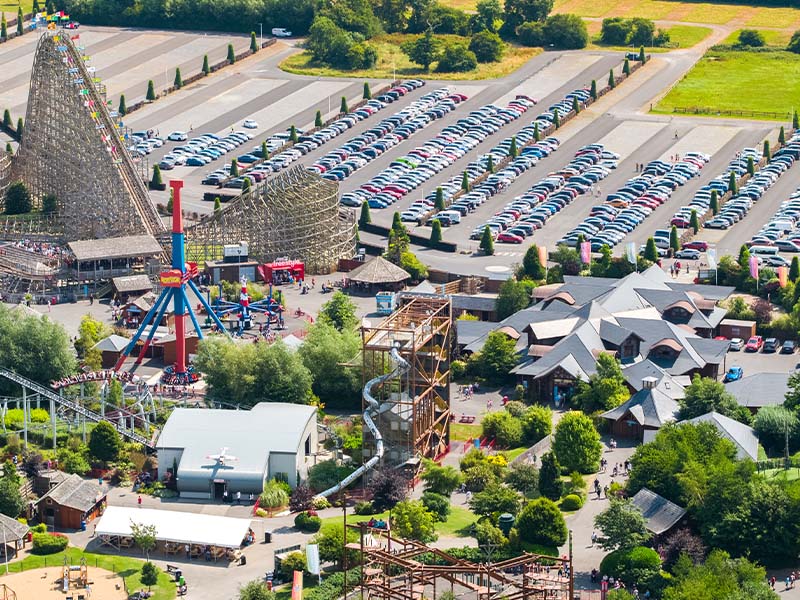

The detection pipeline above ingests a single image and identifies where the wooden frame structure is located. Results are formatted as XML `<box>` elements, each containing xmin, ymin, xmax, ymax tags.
<box><xmin>348</xmin><ymin>525</ymin><xmax>573</xmax><ymax>600</ymax></box>
<box><xmin>185</xmin><ymin>166</ymin><xmax>357</xmax><ymax>274</ymax></box>
<box><xmin>10</xmin><ymin>32</ymin><xmax>163</xmax><ymax>241</ymax></box>
<box><xmin>361</xmin><ymin>296</ymin><xmax>452</xmax><ymax>468</ymax></box>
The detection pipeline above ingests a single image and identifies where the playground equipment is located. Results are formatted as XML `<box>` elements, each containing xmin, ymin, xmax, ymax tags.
<box><xmin>210</xmin><ymin>278</ymin><xmax>284</xmax><ymax>335</ymax></box>
<box><xmin>113</xmin><ymin>180</ymin><xmax>228</xmax><ymax>384</ymax></box>
<box><xmin>0</xmin><ymin>584</ymin><xmax>16</xmax><ymax>600</ymax></box>
<box><xmin>62</xmin><ymin>557</ymin><xmax>88</xmax><ymax>590</ymax></box>
<box><xmin>375</xmin><ymin>291</ymin><xmax>396</xmax><ymax>316</ymax></box>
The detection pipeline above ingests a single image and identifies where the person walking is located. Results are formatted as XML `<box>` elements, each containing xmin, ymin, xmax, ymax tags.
<box><xmin>137</xmin><ymin>495</ymin><xmax>142</xmax><ymax>507</ymax></box>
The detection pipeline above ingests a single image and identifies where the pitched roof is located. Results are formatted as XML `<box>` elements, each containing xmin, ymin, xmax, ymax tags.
<box><xmin>622</xmin><ymin>361</ymin><xmax>686</xmax><ymax>399</ymax></box>
<box><xmin>0</xmin><ymin>513</ymin><xmax>28</xmax><ymax>541</ymax></box>
<box><xmin>91</xmin><ymin>334</ymin><xmax>130</xmax><ymax>353</ymax></box>
<box><xmin>112</xmin><ymin>274</ymin><xmax>153</xmax><ymax>294</ymax></box>
<box><xmin>725</xmin><ymin>372</ymin><xmax>790</xmax><ymax>408</ymax></box>
<box><xmin>684</xmin><ymin>411</ymin><xmax>759</xmax><ymax>461</ymax></box>
<box><xmin>347</xmin><ymin>256</ymin><xmax>410</xmax><ymax>284</ymax></box>
<box><xmin>456</xmin><ymin>320</ymin><xmax>495</xmax><ymax>347</ymax></box>
<box><xmin>601</xmin><ymin>386</ymin><xmax>680</xmax><ymax>429</ymax></box>
<box><xmin>631</xmin><ymin>488</ymin><xmax>686</xmax><ymax>534</ymax></box>
<box><xmin>69</xmin><ymin>235</ymin><xmax>163</xmax><ymax>261</ymax></box>
<box><xmin>37</xmin><ymin>474</ymin><xmax>105</xmax><ymax>512</ymax></box>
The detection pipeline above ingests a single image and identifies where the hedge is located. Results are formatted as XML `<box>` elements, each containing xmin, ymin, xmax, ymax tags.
<box><xmin>294</xmin><ymin>511</ymin><xmax>322</xmax><ymax>533</ymax></box>
<box><xmin>32</xmin><ymin>532</ymin><xmax>69</xmax><ymax>555</ymax></box>
<box><xmin>560</xmin><ymin>494</ymin><xmax>584</xmax><ymax>510</ymax></box>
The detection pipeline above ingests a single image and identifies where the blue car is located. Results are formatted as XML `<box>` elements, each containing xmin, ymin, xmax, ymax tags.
<box><xmin>723</xmin><ymin>366</ymin><xmax>743</xmax><ymax>383</ymax></box>
<box><xmin>185</xmin><ymin>157</ymin><xmax>206</xmax><ymax>166</ymax></box>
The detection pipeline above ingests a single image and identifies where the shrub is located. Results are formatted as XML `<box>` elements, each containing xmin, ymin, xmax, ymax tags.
<box><xmin>543</xmin><ymin>14</ymin><xmax>588</xmax><ymax>49</ymax></box>
<box><xmin>354</xmin><ymin>501</ymin><xmax>375</xmax><ymax>515</ymax></box>
<box><xmin>280</xmin><ymin>551</ymin><xmax>307</xmax><ymax>579</ymax></box>
<box><xmin>451</xmin><ymin>359</ymin><xmax>467</xmax><ymax>380</ymax></box>
<box><xmin>468</xmin><ymin>31</ymin><xmax>504</xmax><ymax>62</ymax></box>
<box><xmin>421</xmin><ymin>491</ymin><xmax>451</xmax><ymax>521</ymax></box>
<box><xmin>481</xmin><ymin>411</ymin><xmax>523</xmax><ymax>447</ymax></box>
<box><xmin>561</xmin><ymin>494</ymin><xmax>583</xmax><ymax>510</ymax></box>
<box><xmin>789</xmin><ymin>30</ymin><xmax>800</xmax><ymax>54</ymax></box>
<box><xmin>32</xmin><ymin>532</ymin><xmax>68</xmax><ymax>555</ymax></box>
<box><xmin>436</xmin><ymin>43</ymin><xmax>477</xmax><ymax>72</ymax></box>
<box><xmin>294</xmin><ymin>511</ymin><xmax>322</xmax><ymax>532</ymax></box>
<box><xmin>599</xmin><ymin>546</ymin><xmax>662</xmax><ymax>589</ymax></box>
<box><xmin>312</xmin><ymin>496</ymin><xmax>331</xmax><ymax>510</ymax></box>
<box><xmin>516</xmin><ymin>498</ymin><xmax>568</xmax><ymax>547</ymax></box>
<box><xmin>738</xmin><ymin>29</ymin><xmax>765</xmax><ymax>47</ymax></box>
<box><xmin>255</xmin><ymin>508</ymin><xmax>268</xmax><ymax>517</ymax></box>
<box><xmin>517</xmin><ymin>21</ymin><xmax>545</xmax><ymax>47</ymax></box>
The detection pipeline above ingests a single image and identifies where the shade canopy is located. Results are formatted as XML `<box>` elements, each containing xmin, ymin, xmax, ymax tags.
<box><xmin>347</xmin><ymin>256</ymin><xmax>410</xmax><ymax>285</ymax></box>
<box><xmin>94</xmin><ymin>506</ymin><xmax>252</xmax><ymax>548</ymax></box>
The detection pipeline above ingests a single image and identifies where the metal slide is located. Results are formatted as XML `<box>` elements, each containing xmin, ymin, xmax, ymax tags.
<box><xmin>315</xmin><ymin>345</ymin><xmax>409</xmax><ymax>498</ymax></box>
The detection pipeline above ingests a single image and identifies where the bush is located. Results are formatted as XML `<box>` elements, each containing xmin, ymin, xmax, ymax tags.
<box><xmin>468</xmin><ymin>31</ymin><xmax>504</xmax><ymax>62</ymax></box>
<box><xmin>738</xmin><ymin>29</ymin><xmax>765</xmax><ymax>47</ymax></box>
<box><xmin>312</xmin><ymin>496</ymin><xmax>331</xmax><ymax>510</ymax></box>
<box><xmin>599</xmin><ymin>546</ymin><xmax>662</xmax><ymax>589</ymax></box>
<box><xmin>517</xmin><ymin>21</ymin><xmax>545</xmax><ymax>47</ymax></box>
<box><xmin>421</xmin><ymin>491</ymin><xmax>451</xmax><ymax>522</ymax></box>
<box><xmin>436</xmin><ymin>43</ymin><xmax>477</xmax><ymax>72</ymax></box>
<box><xmin>543</xmin><ymin>14</ymin><xmax>588</xmax><ymax>49</ymax></box>
<box><xmin>481</xmin><ymin>411</ymin><xmax>523</xmax><ymax>447</ymax></box>
<box><xmin>294</xmin><ymin>511</ymin><xmax>322</xmax><ymax>532</ymax></box>
<box><xmin>32</xmin><ymin>532</ymin><xmax>68</xmax><ymax>555</ymax></box>
<box><xmin>561</xmin><ymin>494</ymin><xmax>584</xmax><ymax>510</ymax></box>
<box><xmin>280</xmin><ymin>551</ymin><xmax>307</xmax><ymax>579</ymax></box>
<box><xmin>451</xmin><ymin>359</ymin><xmax>467</xmax><ymax>380</ymax></box>
<box><xmin>789</xmin><ymin>30</ymin><xmax>800</xmax><ymax>54</ymax></box>
<box><xmin>516</xmin><ymin>498</ymin><xmax>568</xmax><ymax>547</ymax></box>
<box><xmin>354</xmin><ymin>501</ymin><xmax>374</xmax><ymax>515</ymax></box>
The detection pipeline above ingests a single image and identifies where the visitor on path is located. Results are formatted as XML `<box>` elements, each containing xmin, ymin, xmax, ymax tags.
<box><xmin>591</xmin><ymin>531</ymin><xmax>597</xmax><ymax>546</ymax></box>
<box><xmin>137</xmin><ymin>495</ymin><xmax>142</xmax><ymax>506</ymax></box>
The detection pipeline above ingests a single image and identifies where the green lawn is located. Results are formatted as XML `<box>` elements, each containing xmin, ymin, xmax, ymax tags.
<box><xmin>721</xmin><ymin>28</ymin><xmax>792</xmax><ymax>47</ymax></box>
<box><xmin>589</xmin><ymin>24</ymin><xmax>711</xmax><ymax>52</ymax></box>
<box><xmin>5</xmin><ymin>547</ymin><xmax>176</xmax><ymax>600</ymax></box>
<box><xmin>503</xmin><ymin>447</ymin><xmax>528</xmax><ymax>462</ymax></box>
<box><xmin>280</xmin><ymin>34</ymin><xmax>540</xmax><ymax>81</ymax></box>
<box><xmin>0</xmin><ymin>0</ymin><xmax>34</xmax><ymax>15</ymax></box>
<box><xmin>654</xmin><ymin>50</ymin><xmax>800</xmax><ymax>120</ymax></box>
<box><xmin>762</xmin><ymin>467</ymin><xmax>800</xmax><ymax>482</ymax></box>
<box><xmin>450</xmin><ymin>422</ymin><xmax>481</xmax><ymax>442</ymax></box>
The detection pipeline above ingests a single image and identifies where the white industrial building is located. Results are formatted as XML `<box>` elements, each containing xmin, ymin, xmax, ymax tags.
<box><xmin>156</xmin><ymin>403</ymin><xmax>317</xmax><ymax>500</ymax></box>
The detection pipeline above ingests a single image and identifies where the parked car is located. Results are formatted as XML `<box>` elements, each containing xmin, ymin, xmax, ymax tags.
<box><xmin>782</xmin><ymin>340</ymin><xmax>797</xmax><ymax>354</ymax></box>
<box><xmin>682</xmin><ymin>240</ymin><xmax>709</xmax><ymax>251</ymax></box>
<box><xmin>745</xmin><ymin>336</ymin><xmax>763</xmax><ymax>352</ymax></box>
<box><xmin>167</xmin><ymin>131</ymin><xmax>188</xmax><ymax>141</ymax></box>
<box><xmin>675</xmin><ymin>249</ymin><xmax>700</xmax><ymax>260</ymax></box>
<box><xmin>763</xmin><ymin>337</ymin><xmax>781</xmax><ymax>353</ymax></box>
<box><xmin>272</xmin><ymin>27</ymin><xmax>292</xmax><ymax>37</ymax></box>
<box><xmin>723</xmin><ymin>366</ymin><xmax>743</xmax><ymax>383</ymax></box>
<box><xmin>243</xmin><ymin>120</ymin><xmax>259</xmax><ymax>129</ymax></box>
<box><xmin>729</xmin><ymin>338</ymin><xmax>744</xmax><ymax>351</ymax></box>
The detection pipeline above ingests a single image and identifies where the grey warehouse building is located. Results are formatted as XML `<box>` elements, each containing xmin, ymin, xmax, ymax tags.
<box><xmin>156</xmin><ymin>403</ymin><xmax>318</xmax><ymax>500</ymax></box>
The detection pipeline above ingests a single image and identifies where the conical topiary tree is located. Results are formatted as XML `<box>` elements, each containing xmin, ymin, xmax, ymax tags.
<box><xmin>728</xmin><ymin>171</ymin><xmax>737</xmax><ymax>194</ymax></box>
<box><xmin>487</xmin><ymin>154</ymin><xmax>494</xmax><ymax>173</ymax></box>
<box><xmin>315</xmin><ymin>110</ymin><xmax>322</xmax><ymax>128</ymax></box>
<box><xmin>553</xmin><ymin>108</ymin><xmax>560</xmax><ymax>129</ymax></box>
<box><xmin>2</xmin><ymin>109</ymin><xmax>10</xmax><ymax>129</ymax></box>
<box><xmin>746</xmin><ymin>156</ymin><xmax>755</xmax><ymax>176</ymax></box>
<box><xmin>791</xmin><ymin>256</ymin><xmax>800</xmax><ymax>282</ymax></box>
<box><xmin>572</xmin><ymin>96</ymin><xmax>580</xmax><ymax>114</ymax></box>
<box><xmin>5</xmin><ymin>142</ymin><xmax>11</xmax><ymax>154</ymax></box>
<box><xmin>533</xmin><ymin>122</ymin><xmax>540</xmax><ymax>142</ymax></box>
<box><xmin>1</xmin><ymin>14</ymin><xmax>7</xmax><ymax>40</ymax></box>
<box><xmin>779</xmin><ymin>126</ymin><xmax>786</xmax><ymax>145</ymax></box>
<box><xmin>430</xmin><ymin>219</ymin><xmax>443</xmax><ymax>245</ymax></box>
<box><xmin>33</xmin><ymin>0</ymin><xmax>40</xmax><ymax>13</ymax></box>
<box><xmin>213</xmin><ymin>197</ymin><xmax>222</xmax><ymax>214</ymax></box>
<box><xmin>710</xmin><ymin>190</ymin><xmax>718</xmax><ymax>215</ymax></box>
<box><xmin>242</xmin><ymin>177</ymin><xmax>251</xmax><ymax>192</ymax></box>
<box><xmin>480</xmin><ymin>226</ymin><xmax>494</xmax><ymax>255</ymax></box>
<box><xmin>461</xmin><ymin>171</ymin><xmax>470</xmax><ymax>192</ymax></box>
<box><xmin>146</xmin><ymin>80</ymin><xmax>156</xmax><ymax>101</ymax></box>
<box><xmin>764</xmin><ymin>139</ymin><xmax>771</xmax><ymax>161</ymax></box>
<box><xmin>261</xmin><ymin>141</ymin><xmax>268</xmax><ymax>159</ymax></box>
<box><xmin>289</xmin><ymin>125</ymin><xmax>298</xmax><ymax>143</ymax></box>
<box><xmin>118</xmin><ymin>94</ymin><xmax>127</xmax><ymax>116</ymax></box>
<box><xmin>363</xmin><ymin>82</ymin><xmax>371</xmax><ymax>99</ymax></box>
<box><xmin>340</xmin><ymin>96</ymin><xmax>348</xmax><ymax>114</ymax></box>
<box><xmin>644</xmin><ymin>237</ymin><xmax>658</xmax><ymax>262</ymax></box>
<box><xmin>608</xmin><ymin>68</ymin><xmax>615</xmax><ymax>89</ymax></box>
<box><xmin>639</xmin><ymin>45</ymin><xmax>646</xmax><ymax>62</ymax></box>
<box><xmin>434</xmin><ymin>187</ymin><xmax>445</xmax><ymax>211</ymax></box>
<box><xmin>16</xmin><ymin>6</ymin><xmax>23</xmax><ymax>36</ymax></box>
<box><xmin>359</xmin><ymin>201</ymin><xmax>371</xmax><ymax>226</ymax></box>
<box><xmin>202</xmin><ymin>54</ymin><xmax>210</xmax><ymax>75</ymax></box>
<box><xmin>16</xmin><ymin>117</ymin><xmax>22</xmax><ymax>139</ymax></box>
<box><xmin>250</xmin><ymin>31</ymin><xmax>258</xmax><ymax>53</ymax></box>
<box><xmin>794</xmin><ymin>110</ymin><xmax>799</xmax><ymax>131</ymax></box>
<box><xmin>510</xmin><ymin>136</ymin><xmax>518</xmax><ymax>157</ymax></box>
<box><xmin>590</xmin><ymin>79</ymin><xmax>597</xmax><ymax>101</ymax></box>
<box><xmin>230</xmin><ymin>158</ymin><xmax>239</xmax><ymax>177</ymax></box>
<box><xmin>151</xmin><ymin>164</ymin><xmax>163</xmax><ymax>186</ymax></box>
<box><xmin>166</xmin><ymin>189</ymin><xmax>173</xmax><ymax>215</ymax></box>
<box><xmin>669</xmin><ymin>225</ymin><xmax>679</xmax><ymax>254</ymax></box>
<box><xmin>623</xmin><ymin>58</ymin><xmax>630</xmax><ymax>76</ymax></box>
<box><xmin>689</xmin><ymin>209</ymin><xmax>699</xmax><ymax>234</ymax></box>
<box><xmin>174</xmin><ymin>68</ymin><xmax>183</xmax><ymax>89</ymax></box>
<box><xmin>227</xmin><ymin>44</ymin><xmax>236</xmax><ymax>64</ymax></box>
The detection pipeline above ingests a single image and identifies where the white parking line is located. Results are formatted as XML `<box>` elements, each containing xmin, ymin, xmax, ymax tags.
<box><xmin>495</xmin><ymin>54</ymin><xmax>603</xmax><ymax>106</ymax></box>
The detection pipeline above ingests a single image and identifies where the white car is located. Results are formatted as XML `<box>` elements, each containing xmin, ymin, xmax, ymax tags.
<box><xmin>730</xmin><ymin>338</ymin><xmax>744</xmax><ymax>351</ymax></box>
<box><xmin>271</xmin><ymin>27</ymin><xmax>292</xmax><ymax>37</ymax></box>
<box><xmin>167</xmin><ymin>131</ymin><xmax>188</xmax><ymax>142</ymax></box>
<box><xmin>243</xmin><ymin>120</ymin><xmax>258</xmax><ymax>129</ymax></box>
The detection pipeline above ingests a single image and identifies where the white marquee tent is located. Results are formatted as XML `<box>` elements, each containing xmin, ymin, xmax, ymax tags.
<box><xmin>95</xmin><ymin>506</ymin><xmax>253</xmax><ymax>548</ymax></box>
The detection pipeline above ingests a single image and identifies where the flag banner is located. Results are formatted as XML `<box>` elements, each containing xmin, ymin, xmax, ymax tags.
<box><xmin>778</xmin><ymin>266</ymin><xmax>788</xmax><ymax>288</ymax></box>
<box><xmin>291</xmin><ymin>571</ymin><xmax>303</xmax><ymax>600</ymax></box>
<box><xmin>306</xmin><ymin>544</ymin><xmax>320</xmax><ymax>575</ymax></box>
<box><xmin>538</xmin><ymin>245</ymin><xmax>547</xmax><ymax>266</ymax></box>
<box><xmin>580</xmin><ymin>241</ymin><xmax>591</xmax><ymax>264</ymax></box>
<box><xmin>749</xmin><ymin>255</ymin><xmax>759</xmax><ymax>280</ymax></box>
<box><xmin>707</xmin><ymin>248</ymin><xmax>716</xmax><ymax>270</ymax></box>
<box><xmin>626</xmin><ymin>242</ymin><xmax>636</xmax><ymax>264</ymax></box>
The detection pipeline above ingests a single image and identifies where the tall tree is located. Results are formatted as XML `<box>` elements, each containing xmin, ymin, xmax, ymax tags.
<box><xmin>118</xmin><ymin>94</ymin><xmax>127</xmax><ymax>116</ymax></box>
<box><xmin>401</xmin><ymin>29</ymin><xmax>441</xmax><ymax>71</ymax></box>
<box><xmin>298</xmin><ymin>323</ymin><xmax>361</xmax><ymax>408</ymax></box>
<box><xmin>227</xmin><ymin>43</ymin><xmax>236</xmax><ymax>64</ymax></box>
<box><xmin>340</xmin><ymin>96</ymin><xmax>348</xmax><ymax>114</ymax></box>
<box><xmin>173</xmin><ymin>68</ymin><xmax>183</xmax><ymax>88</ymax></box>
<box><xmin>359</xmin><ymin>201</ymin><xmax>371</xmax><ymax>226</ymax></box>
<box><xmin>553</xmin><ymin>411</ymin><xmax>602</xmax><ymax>473</ymax></box>
<box><xmin>689</xmin><ymin>209</ymin><xmax>699</xmax><ymax>234</ymax></box>
<box><xmin>202</xmin><ymin>54</ymin><xmax>210</xmax><ymax>75</ymax></box>
<box><xmin>470</xmin><ymin>330</ymin><xmax>518</xmax><ymax>383</ymax></box>
<box><xmin>430</xmin><ymin>219</ymin><xmax>443</xmax><ymax>244</ymax></box>
<box><xmin>4</xmin><ymin>181</ymin><xmax>31</xmax><ymax>215</ymax></box>
<box><xmin>594</xmin><ymin>498</ymin><xmax>651</xmax><ymax>551</ymax></box>
<box><xmin>250</xmin><ymin>31</ymin><xmax>259</xmax><ymax>53</ymax></box>
<box><xmin>538</xmin><ymin>451</ymin><xmax>562</xmax><ymax>500</ymax></box>
<box><xmin>521</xmin><ymin>244</ymin><xmax>546</xmax><ymax>279</ymax></box>
<box><xmin>434</xmin><ymin>187</ymin><xmax>445</xmax><ymax>211</ymax></box>
<box><xmin>495</xmin><ymin>279</ymin><xmax>530</xmax><ymax>320</ymax></box>
<box><xmin>679</xmin><ymin>374</ymin><xmax>749</xmax><ymax>422</ymax></box>
<box><xmin>669</xmin><ymin>225</ymin><xmax>680</xmax><ymax>254</ymax></box>
<box><xmin>88</xmin><ymin>421</ymin><xmax>121</xmax><ymax>463</ymax></box>
<box><xmin>480</xmin><ymin>225</ymin><xmax>494</xmax><ymax>255</ymax></box>
<box><xmin>146</xmin><ymin>80</ymin><xmax>156</xmax><ymax>101</ymax></box>
<box><xmin>363</xmin><ymin>82</ymin><xmax>371</xmax><ymax>99</ymax></box>
<box><xmin>368</xmin><ymin>467</ymin><xmax>408</xmax><ymax>511</ymax></box>
<box><xmin>318</xmin><ymin>291</ymin><xmax>358</xmax><ymax>331</ymax></box>
<box><xmin>130</xmin><ymin>522</ymin><xmax>157</xmax><ymax>560</ymax></box>
<box><xmin>590</xmin><ymin>79</ymin><xmax>597</xmax><ymax>100</ymax></box>
<box><xmin>572</xmin><ymin>353</ymin><xmax>628</xmax><ymax>413</ymax></box>
<box><xmin>315</xmin><ymin>110</ymin><xmax>323</xmax><ymax>128</ymax></box>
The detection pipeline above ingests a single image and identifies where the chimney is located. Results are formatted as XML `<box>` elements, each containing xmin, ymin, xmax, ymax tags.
<box><xmin>642</xmin><ymin>376</ymin><xmax>657</xmax><ymax>390</ymax></box>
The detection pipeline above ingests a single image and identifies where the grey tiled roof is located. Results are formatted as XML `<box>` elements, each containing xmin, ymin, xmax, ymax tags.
<box><xmin>601</xmin><ymin>387</ymin><xmax>680</xmax><ymax>428</ymax></box>
<box><xmin>631</xmin><ymin>488</ymin><xmax>686</xmax><ymax>534</ymax></box>
<box><xmin>725</xmin><ymin>372</ymin><xmax>790</xmax><ymax>408</ymax></box>
<box><xmin>684</xmin><ymin>411</ymin><xmax>759</xmax><ymax>461</ymax></box>
<box><xmin>37</xmin><ymin>474</ymin><xmax>104</xmax><ymax>512</ymax></box>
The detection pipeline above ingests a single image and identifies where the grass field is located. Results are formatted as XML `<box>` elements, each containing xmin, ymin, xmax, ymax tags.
<box><xmin>654</xmin><ymin>49</ymin><xmax>800</xmax><ymax>119</ymax></box>
<box><xmin>721</xmin><ymin>28</ymin><xmax>793</xmax><ymax>47</ymax></box>
<box><xmin>590</xmin><ymin>23</ymin><xmax>712</xmax><ymax>51</ymax></box>
<box><xmin>0</xmin><ymin>0</ymin><xmax>34</xmax><ymax>16</ymax></box>
<box><xmin>443</xmin><ymin>0</ymin><xmax>800</xmax><ymax>27</ymax></box>
<box><xmin>450</xmin><ymin>422</ymin><xmax>481</xmax><ymax>442</ymax></box>
<box><xmin>5</xmin><ymin>548</ymin><xmax>176</xmax><ymax>600</ymax></box>
<box><xmin>280</xmin><ymin>34</ymin><xmax>540</xmax><ymax>80</ymax></box>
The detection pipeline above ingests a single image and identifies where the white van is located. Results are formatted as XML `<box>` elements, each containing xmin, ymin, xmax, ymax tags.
<box><xmin>272</xmin><ymin>28</ymin><xmax>292</xmax><ymax>37</ymax></box>
<box><xmin>749</xmin><ymin>245</ymin><xmax>779</xmax><ymax>256</ymax></box>
<box><xmin>439</xmin><ymin>210</ymin><xmax>462</xmax><ymax>224</ymax></box>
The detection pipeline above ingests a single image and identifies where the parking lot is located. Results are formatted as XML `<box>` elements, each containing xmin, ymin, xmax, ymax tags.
<box><xmin>2</xmin><ymin>24</ymin><xmax>795</xmax><ymax>276</ymax></box>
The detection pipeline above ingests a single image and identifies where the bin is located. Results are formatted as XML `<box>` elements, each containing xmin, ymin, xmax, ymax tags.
<box><xmin>264</xmin><ymin>531</ymin><xmax>272</xmax><ymax>544</ymax></box>
<box><xmin>498</xmin><ymin>513</ymin><xmax>515</xmax><ymax>536</ymax></box>
<box><xmin>174</xmin><ymin>569</ymin><xmax>182</xmax><ymax>582</ymax></box>
<box><xmin>240</xmin><ymin>555</ymin><xmax>247</xmax><ymax>566</ymax></box>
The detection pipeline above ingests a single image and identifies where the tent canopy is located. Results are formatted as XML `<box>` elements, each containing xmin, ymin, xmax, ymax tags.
<box><xmin>94</xmin><ymin>506</ymin><xmax>252</xmax><ymax>548</ymax></box>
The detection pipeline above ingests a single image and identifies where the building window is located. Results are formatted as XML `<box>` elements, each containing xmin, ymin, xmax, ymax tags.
<box><xmin>304</xmin><ymin>435</ymin><xmax>311</xmax><ymax>456</ymax></box>
<box><xmin>274</xmin><ymin>472</ymin><xmax>288</xmax><ymax>484</ymax></box>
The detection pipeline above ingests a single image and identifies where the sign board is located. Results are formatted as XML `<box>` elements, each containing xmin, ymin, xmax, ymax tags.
<box><xmin>160</xmin><ymin>269</ymin><xmax>183</xmax><ymax>287</ymax></box>
<box><xmin>223</xmin><ymin>242</ymin><xmax>248</xmax><ymax>258</ymax></box>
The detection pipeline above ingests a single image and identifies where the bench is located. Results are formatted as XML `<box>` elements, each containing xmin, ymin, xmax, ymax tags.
<box><xmin>459</xmin><ymin>415</ymin><xmax>476</xmax><ymax>423</ymax></box>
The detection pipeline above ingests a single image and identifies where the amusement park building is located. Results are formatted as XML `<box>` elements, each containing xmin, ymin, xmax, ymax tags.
<box><xmin>156</xmin><ymin>403</ymin><xmax>317</xmax><ymax>500</ymax></box>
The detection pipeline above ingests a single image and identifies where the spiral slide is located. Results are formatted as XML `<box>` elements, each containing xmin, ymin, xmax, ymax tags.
<box><xmin>315</xmin><ymin>345</ymin><xmax>409</xmax><ymax>498</ymax></box>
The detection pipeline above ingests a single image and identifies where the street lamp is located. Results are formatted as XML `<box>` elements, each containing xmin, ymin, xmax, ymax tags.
<box><xmin>259</xmin><ymin>23</ymin><xmax>263</xmax><ymax>48</ymax></box>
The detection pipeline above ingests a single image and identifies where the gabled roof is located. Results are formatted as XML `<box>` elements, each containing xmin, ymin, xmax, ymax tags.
<box><xmin>622</xmin><ymin>360</ymin><xmax>686</xmax><ymax>399</ymax></box>
<box><xmin>36</xmin><ymin>473</ymin><xmax>105</xmax><ymax>512</ymax></box>
<box><xmin>631</xmin><ymin>488</ymin><xmax>686</xmax><ymax>534</ymax></box>
<box><xmin>91</xmin><ymin>334</ymin><xmax>130</xmax><ymax>353</ymax></box>
<box><xmin>601</xmin><ymin>385</ymin><xmax>680</xmax><ymax>429</ymax></box>
<box><xmin>347</xmin><ymin>256</ymin><xmax>410</xmax><ymax>284</ymax></box>
<box><xmin>599</xmin><ymin>320</ymin><xmax>642</xmax><ymax>347</ymax></box>
<box><xmin>725</xmin><ymin>372</ymin><xmax>790</xmax><ymax>408</ymax></box>
<box><xmin>456</xmin><ymin>320</ymin><xmax>495</xmax><ymax>347</ymax></box>
<box><xmin>69</xmin><ymin>235</ymin><xmax>163</xmax><ymax>261</ymax></box>
<box><xmin>0</xmin><ymin>513</ymin><xmax>28</xmax><ymax>541</ymax></box>
<box><xmin>684</xmin><ymin>411</ymin><xmax>759</xmax><ymax>461</ymax></box>
<box><xmin>667</xmin><ymin>282</ymin><xmax>735</xmax><ymax>301</ymax></box>
<box><xmin>112</xmin><ymin>274</ymin><xmax>152</xmax><ymax>294</ymax></box>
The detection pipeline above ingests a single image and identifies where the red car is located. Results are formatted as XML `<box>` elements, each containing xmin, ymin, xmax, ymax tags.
<box><xmin>683</xmin><ymin>241</ymin><xmax>709</xmax><ymax>251</ymax></box>
<box><xmin>745</xmin><ymin>336</ymin><xmax>764</xmax><ymax>352</ymax></box>
<box><xmin>497</xmin><ymin>232</ymin><xmax>524</xmax><ymax>244</ymax></box>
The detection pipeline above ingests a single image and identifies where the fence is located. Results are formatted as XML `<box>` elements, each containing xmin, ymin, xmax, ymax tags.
<box><xmin>672</xmin><ymin>106</ymin><xmax>792</xmax><ymax>120</ymax></box>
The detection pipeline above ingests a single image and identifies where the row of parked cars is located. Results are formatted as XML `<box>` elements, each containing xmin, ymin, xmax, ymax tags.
<box><xmin>199</xmin><ymin>82</ymin><xmax>427</xmax><ymax>188</ymax></box>
<box><xmin>313</xmin><ymin>87</ymin><xmax>460</xmax><ymax>184</ymax></box>
<box><xmin>465</xmin><ymin>139</ymin><xmax>616</xmax><ymax>243</ymax></box>
<box><xmin>344</xmin><ymin>97</ymin><xmax>535</xmax><ymax>210</ymax></box>
<box><xmin>559</xmin><ymin>155</ymin><xmax>706</xmax><ymax>251</ymax></box>
<box><xmin>156</xmin><ymin>129</ymin><xmax>256</xmax><ymax>171</ymax></box>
